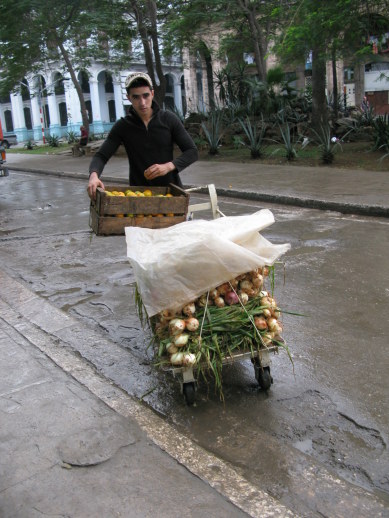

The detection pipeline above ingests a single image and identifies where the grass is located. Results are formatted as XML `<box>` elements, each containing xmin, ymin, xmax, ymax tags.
<box><xmin>7</xmin><ymin>140</ymin><xmax>389</xmax><ymax>171</ymax></box>
<box><xmin>7</xmin><ymin>143</ymin><xmax>74</xmax><ymax>155</ymax></box>
<box><xmin>197</xmin><ymin>141</ymin><xmax>389</xmax><ymax>171</ymax></box>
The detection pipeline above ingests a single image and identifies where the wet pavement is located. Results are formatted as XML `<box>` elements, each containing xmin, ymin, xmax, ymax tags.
<box><xmin>1</xmin><ymin>154</ymin><xmax>389</xmax><ymax>517</ymax></box>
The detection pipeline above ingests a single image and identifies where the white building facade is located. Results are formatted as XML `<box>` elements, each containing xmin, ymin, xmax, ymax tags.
<box><xmin>0</xmin><ymin>60</ymin><xmax>186</xmax><ymax>144</ymax></box>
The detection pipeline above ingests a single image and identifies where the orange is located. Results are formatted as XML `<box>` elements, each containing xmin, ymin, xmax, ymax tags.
<box><xmin>143</xmin><ymin>189</ymin><xmax>153</xmax><ymax>197</ymax></box>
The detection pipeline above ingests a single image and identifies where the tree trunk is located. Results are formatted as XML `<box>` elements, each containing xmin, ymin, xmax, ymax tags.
<box><xmin>311</xmin><ymin>47</ymin><xmax>327</xmax><ymax>131</ymax></box>
<box><xmin>238</xmin><ymin>0</ymin><xmax>267</xmax><ymax>81</ymax></box>
<box><xmin>331</xmin><ymin>47</ymin><xmax>338</xmax><ymax>121</ymax></box>
<box><xmin>57</xmin><ymin>40</ymin><xmax>89</xmax><ymax>132</ymax></box>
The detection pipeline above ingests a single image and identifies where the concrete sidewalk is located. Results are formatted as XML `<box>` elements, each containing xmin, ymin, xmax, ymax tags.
<box><xmin>6</xmin><ymin>151</ymin><xmax>389</xmax><ymax>217</ymax></box>
<box><xmin>0</xmin><ymin>269</ymin><xmax>296</xmax><ymax>518</ymax></box>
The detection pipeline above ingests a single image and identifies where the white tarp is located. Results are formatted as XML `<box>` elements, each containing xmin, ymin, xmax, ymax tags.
<box><xmin>125</xmin><ymin>209</ymin><xmax>290</xmax><ymax>317</ymax></box>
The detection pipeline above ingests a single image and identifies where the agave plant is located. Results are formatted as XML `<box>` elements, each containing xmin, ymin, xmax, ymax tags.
<box><xmin>311</xmin><ymin>123</ymin><xmax>343</xmax><ymax>164</ymax></box>
<box><xmin>201</xmin><ymin>110</ymin><xmax>224</xmax><ymax>155</ymax></box>
<box><xmin>275</xmin><ymin>122</ymin><xmax>299</xmax><ymax>161</ymax></box>
<box><xmin>238</xmin><ymin>116</ymin><xmax>268</xmax><ymax>159</ymax></box>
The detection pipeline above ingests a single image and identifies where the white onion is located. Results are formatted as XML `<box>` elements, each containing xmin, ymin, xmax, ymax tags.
<box><xmin>174</xmin><ymin>333</ymin><xmax>189</xmax><ymax>347</ymax></box>
<box><xmin>214</xmin><ymin>296</ymin><xmax>225</xmax><ymax>308</ymax></box>
<box><xmin>161</xmin><ymin>309</ymin><xmax>176</xmax><ymax>320</ymax></box>
<box><xmin>170</xmin><ymin>352</ymin><xmax>184</xmax><ymax>365</ymax></box>
<box><xmin>185</xmin><ymin>317</ymin><xmax>199</xmax><ymax>332</ymax></box>
<box><xmin>254</xmin><ymin>316</ymin><xmax>268</xmax><ymax>330</ymax></box>
<box><xmin>238</xmin><ymin>291</ymin><xmax>249</xmax><ymax>304</ymax></box>
<box><xmin>209</xmin><ymin>289</ymin><xmax>218</xmax><ymax>299</ymax></box>
<box><xmin>251</xmin><ymin>274</ymin><xmax>263</xmax><ymax>288</ymax></box>
<box><xmin>182</xmin><ymin>353</ymin><xmax>196</xmax><ymax>366</ymax></box>
<box><xmin>169</xmin><ymin>318</ymin><xmax>186</xmax><ymax>336</ymax></box>
<box><xmin>240</xmin><ymin>280</ymin><xmax>253</xmax><ymax>292</ymax></box>
<box><xmin>182</xmin><ymin>302</ymin><xmax>196</xmax><ymax>317</ymax></box>
<box><xmin>166</xmin><ymin>342</ymin><xmax>178</xmax><ymax>354</ymax></box>
<box><xmin>262</xmin><ymin>308</ymin><xmax>272</xmax><ymax>318</ymax></box>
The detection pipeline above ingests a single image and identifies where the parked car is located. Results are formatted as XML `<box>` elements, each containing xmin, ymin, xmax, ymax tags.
<box><xmin>1</xmin><ymin>134</ymin><xmax>18</xmax><ymax>148</ymax></box>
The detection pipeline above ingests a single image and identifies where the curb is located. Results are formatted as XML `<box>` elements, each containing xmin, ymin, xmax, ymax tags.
<box><xmin>9</xmin><ymin>166</ymin><xmax>389</xmax><ymax>219</ymax></box>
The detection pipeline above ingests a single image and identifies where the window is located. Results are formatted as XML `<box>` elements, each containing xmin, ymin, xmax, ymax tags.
<box><xmin>4</xmin><ymin>110</ymin><xmax>13</xmax><ymax>132</ymax></box>
<box><xmin>24</xmin><ymin>107</ymin><xmax>32</xmax><ymax>129</ymax></box>
<box><xmin>108</xmin><ymin>100</ymin><xmax>116</xmax><ymax>122</ymax></box>
<box><xmin>344</xmin><ymin>67</ymin><xmax>354</xmax><ymax>82</ymax></box>
<box><xmin>85</xmin><ymin>100</ymin><xmax>93</xmax><ymax>123</ymax></box>
<box><xmin>59</xmin><ymin>102</ymin><xmax>68</xmax><ymax>126</ymax></box>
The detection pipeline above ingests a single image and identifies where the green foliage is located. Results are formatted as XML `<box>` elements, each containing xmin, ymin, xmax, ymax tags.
<box><xmin>311</xmin><ymin>123</ymin><xmax>342</xmax><ymax>164</ymax></box>
<box><xmin>277</xmin><ymin>123</ymin><xmax>299</xmax><ymax>161</ymax></box>
<box><xmin>66</xmin><ymin>131</ymin><xmax>78</xmax><ymax>144</ymax></box>
<box><xmin>201</xmin><ymin>110</ymin><xmax>224</xmax><ymax>155</ymax></box>
<box><xmin>371</xmin><ymin>114</ymin><xmax>389</xmax><ymax>152</ymax></box>
<box><xmin>24</xmin><ymin>140</ymin><xmax>37</xmax><ymax>150</ymax></box>
<box><xmin>46</xmin><ymin>134</ymin><xmax>60</xmax><ymax>148</ymax></box>
<box><xmin>238</xmin><ymin>116</ymin><xmax>268</xmax><ymax>159</ymax></box>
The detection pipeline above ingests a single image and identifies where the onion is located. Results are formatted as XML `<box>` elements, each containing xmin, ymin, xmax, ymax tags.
<box><xmin>272</xmin><ymin>309</ymin><xmax>281</xmax><ymax>319</ymax></box>
<box><xmin>161</xmin><ymin>309</ymin><xmax>175</xmax><ymax>320</ymax></box>
<box><xmin>182</xmin><ymin>302</ymin><xmax>196</xmax><ymax>317</ymax></box>
<box><xmin>240</xmin><ymin>280</ymin><xmax>253</xmax><ymax>292</ymax></box>
<box><xmin>263</xmin><ymin>266</ymin><xmax>270</xmax><ymax>277</ymax></box>
<box><xmin>268</xmin><ymin>318</ymin><xmax>282</xmax><ymax>334</ymax></box>
<box><xmin>216</xmin><ymin>283</ymin><xmax>230</xmax><ymax>296</ymax></box>
<box><xmin>169</xmin><ymin>318</ymin><xmax>186</xmax><ymax>336</ymax></box>
<box><xmin>174</xmin><ymin>333</ymin><xmax>189</xmax><ymax>347</ymax></box>
<box><xmin>262</xmin><ymin>332</ymin><xmax>273</xmax><ymax>346</ymax></box>
<box><xmin>251</xmin><ymin>274</ymin><xmax>263</xmax><ymax>288</ymax></box>
<box><xmin>254</xmin><ymin>316</ymin><xmax>268</xmax><ymax>330</ymax></box>
<box><xmin>238</xmin><ymin>291</ymin><xmax>249</xmax><ymax>304</ymax></box>
<box><xmin>209</xmin><ymin>288</ymin><xmax>218</xmax><ymax>300</ymax></box>
<box><xmin>259</xmin><ymin>290</ymin><xmax>269</xmax><ymax>298</ymax></box>
<box><xmin>182</xmin><ymin>353</ymin><xmax>196</xmax><ymax>366</ymax></box>
<box><xmin>214</xmin><ymin>296</ymin><xmax>225</xmax><ymax>308</ymax></box>
<box><xmin>166</xmin><ymin>342</ymin><xmax>178</xmax><ymax>354</ymax></box>
<box><xmin>262</xmin><ymin>308</ymin><xmax>272</xmax><ymax>318</ymax></box>
<box><xmin>260</xmin><ymin>296</ymin><xmax>271</xmax><ymax>306</ymax></box>
<box><xmin>225</xmin><ymin>291</ymin><xmax>239</xmax><ymax>305</ymax></box>
<box><xmin>228</xmin><ymin>278</ymin><xmax>239</xmax><ymax>289</ymax></box>
<box><xmin>185</xmin><ymin>317</ymin><xmax>199</xmax><ymax>332</ymax></box>
<box><xmin>197</xmin><ymin>295</ymin><xmax>208</xmax><ymax>307</ymax></box>
<box><xmin>170</xmin><ymin>352</ymin><xmax>184</xmax><ymax>365</ymax></box>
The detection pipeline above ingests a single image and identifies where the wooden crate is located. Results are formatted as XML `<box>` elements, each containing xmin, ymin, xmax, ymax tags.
<box><xmin>89</xmin><ymin>183</ymin><xmax>189</xmax><ymax>235</ymax></box>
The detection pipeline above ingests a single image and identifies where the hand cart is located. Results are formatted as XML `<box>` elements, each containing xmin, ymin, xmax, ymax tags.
<box><xmin>157</xmin><ymin>184</ymin><xmax>280</xmax><ymax>405</ymax></box>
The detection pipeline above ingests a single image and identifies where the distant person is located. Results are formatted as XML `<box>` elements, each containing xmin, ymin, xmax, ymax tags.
<box><xmin>87</xmin><ymin>72</ymin><xmax>198</xmax><ymax>200</ymax></box>
<box><xmin>75</xmin><ymin>125</ymin><xmax>89</xmax><ymax>156</ymax></box>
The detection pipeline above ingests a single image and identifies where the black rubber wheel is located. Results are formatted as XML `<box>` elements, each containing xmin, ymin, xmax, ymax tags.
<box><xmin>256</xmin><ymin>366</ymin><xmax>272</xmax><ymax>391</ymax></box>
<box><xmin>183</xmin><ymin>382</ymin><xmax>196</xmax><ymax>406</ymax></box>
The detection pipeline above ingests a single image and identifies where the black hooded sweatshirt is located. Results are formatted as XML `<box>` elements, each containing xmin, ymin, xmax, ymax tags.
<box><xmin>89</xmin><ymin>102</ymin><xmax>198</xmax><ymax>187</ymax></box>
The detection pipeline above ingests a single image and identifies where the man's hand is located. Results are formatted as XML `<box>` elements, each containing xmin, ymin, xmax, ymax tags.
<box><xmin>144</xmin><ymin>162</ymin><xmax>175</xmax><ymax>181</ymax></box>
<box><xmin>87</xmin><ymin>172</ymin><xmax>105</xmax><ymax>200</ymax></box>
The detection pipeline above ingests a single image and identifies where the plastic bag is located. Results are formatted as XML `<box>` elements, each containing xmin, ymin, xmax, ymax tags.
<box><xmin>125</xmin><ymin>209</ymin><xmax>290</xmax><ymax>317</ymax></box>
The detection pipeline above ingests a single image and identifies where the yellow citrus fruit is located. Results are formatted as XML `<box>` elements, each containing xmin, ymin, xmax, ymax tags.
<box><xmin>116</xmin><ymin>214</ymin><xmax>124</xmax><ymax>218</ymax></box>
<box><xmin>105</xmin><ymin>191</ymin><xmax>114</xmax><ymax>196</ymax></box>
<box><xmin>165</xmin><ymin>213</ymin><xmax>174</xmax><ymax>217</ymax></box>
<box><xmin>143</xmin><ymin>189</ymin><xmax>153</xmax><ymax>197</ymax></box>
<box><xmin>165</xmin><ymin>193</ymin><xmax>173</xmax><ymax>197</ymax></box>
<box><xmin>126</xmin><ymin>214</ymin><xmax>134</xmax><ymax>217</ymax></box>
<box><xmin>125</xmin><ymin>190</ymin><xmax>136</xmax><ymax>197</ymax></box>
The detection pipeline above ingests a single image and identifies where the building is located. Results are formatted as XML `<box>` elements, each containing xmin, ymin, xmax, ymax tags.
<box><xmin>0</xmin><ymin>60</ymin><xmax>187</xmax><ymax>144</ymax></box>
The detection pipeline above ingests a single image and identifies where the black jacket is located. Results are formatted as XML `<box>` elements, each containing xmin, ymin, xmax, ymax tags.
<box><xmin>89</xmin><ymin>102</ymin><xmax>198</xmax><ymax>187</ymax></box>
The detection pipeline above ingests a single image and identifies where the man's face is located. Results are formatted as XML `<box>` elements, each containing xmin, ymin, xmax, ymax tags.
<box><xmin>127</xmin><ymin>86</ymin><xmax>154</xmax><ymax>118</ymax></box>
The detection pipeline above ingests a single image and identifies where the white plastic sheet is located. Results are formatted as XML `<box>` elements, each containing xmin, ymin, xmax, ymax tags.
<box><xmin>125</xmin><ymin>209</ymin><xmax>290</xmax><ymax>317</ymax></box>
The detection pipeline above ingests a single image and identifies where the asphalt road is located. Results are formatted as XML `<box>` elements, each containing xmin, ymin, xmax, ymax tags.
<box><xmin>1</xmin><ymin>171</ymin><xmax>388</xmax><ymax>517</ymax></box>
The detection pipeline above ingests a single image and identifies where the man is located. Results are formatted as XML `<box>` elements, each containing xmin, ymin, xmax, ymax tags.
<box><xmin>87</xmin><ymin>72</ymin><xmax>198</xmax><ymax>200</ymax></box>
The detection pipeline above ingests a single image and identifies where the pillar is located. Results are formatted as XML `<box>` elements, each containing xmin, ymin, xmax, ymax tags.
<box><xmin>89</xmin><ymin>79</ymin><xmax>104</xmax><ymax>133</ymax></box>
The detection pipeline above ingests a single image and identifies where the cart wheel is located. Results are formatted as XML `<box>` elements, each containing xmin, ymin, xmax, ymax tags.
<box><xmin>255</xmin><ymin>366</ymin><xmax>272</xmax><ymax>391</ymax></box>
<box><xmin>183</xmin><ymin>382</ymin><xmax>196</xmax><ymax>406</ymax></box>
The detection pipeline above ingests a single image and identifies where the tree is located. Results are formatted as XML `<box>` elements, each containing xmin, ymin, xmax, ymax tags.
<box><xmin>0</xmin><ymin>0</ymin><xmax>131</xmax><ymax>132</ymax></box>
<box><xmin>275</xmin><ymin>0</ymin><xmax>389</xmax><ymax>129</ymax></box>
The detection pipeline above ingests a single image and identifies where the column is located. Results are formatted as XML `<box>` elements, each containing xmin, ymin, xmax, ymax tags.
<box><xmin>89</xmin><ymin>79</ymin><xmax>104</xmax><ymax>133</ymax></box>
<box><xmin>182</xmin><ymin>49</ymin><xmax>198</xmax><ymax>113</ymax></box>
<box><xmin>173</xmin><ymin>78</ymin><xmax>183</xmax><ymax>115</ymax></box>
<box><xmin>30</xmin><ymin>93</ymin><xmax>43</xmax><ymax>141</ymax></box>
<box><xmin>65</xmin><ymin>80</ymin><xmax>82</xmax><ymax>131</ymax></box>
<box><xmin>113</xmin><ymin>78</ymin><xmax>125</xmax><ymax>119</ymax></box>
<box><xmin>10</xmin><ymin>92</ymin><xmax>29</xmax><ymax>142</ymax></box>
<box><xmin>47</xmin><ymin>86</ymin><xmax>60</xmax><ymax>137</ymax></box>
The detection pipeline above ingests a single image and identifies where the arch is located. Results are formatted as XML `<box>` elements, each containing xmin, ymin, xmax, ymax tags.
<box><xmin>53</xmin><ymin>72</ymin><xmax>66</xmax><ymax>95</ymax></box>
<box><xmin>97</xmin><ymin>70</ymin><xmax>116</xmax><ymax>124</ymax></box>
